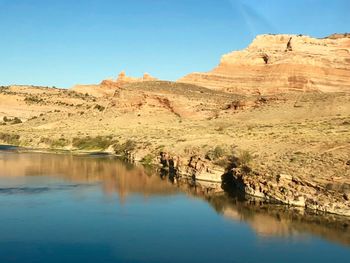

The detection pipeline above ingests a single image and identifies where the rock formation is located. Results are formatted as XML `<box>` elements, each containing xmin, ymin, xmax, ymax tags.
<box><xmin>178</xmin><ymin>34</ymin><xmax>350</xmax><ymax>94</ymax></box>
<box><xmin>101</xmin><ymin>71</ymin><xmax>158</xmax><ymax>88</ymax></box>
<box><xmin>73</xmin><ymin>71</ymin><xmax>159</xmax><ymax>96</ymax></box>
<box><xmin>223</xmin><ymin>168</ymin><xmax>350</xmax><ymax>217</ymax></box>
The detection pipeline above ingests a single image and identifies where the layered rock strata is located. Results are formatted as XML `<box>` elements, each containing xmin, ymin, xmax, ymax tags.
<box><xmin>223</xmin><ymin>168</ymin><xmax>350</xmax><ymax>217</ymax></box>
<box><xmin>178</xmin><ymin>34</ymin><xmax>350</xmax><ymax>94</ymax></box>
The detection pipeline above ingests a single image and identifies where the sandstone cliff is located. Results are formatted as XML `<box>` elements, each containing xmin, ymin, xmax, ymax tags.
<box><xmin>178</xmin><ymin>34</ymin><xmax>350</xmax><ymax>94</ymax></box>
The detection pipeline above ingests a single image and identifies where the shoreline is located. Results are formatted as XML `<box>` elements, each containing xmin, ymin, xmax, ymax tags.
<box><xmin>1</xmin><ymin>143</ymin><xmax>350</xmax><ymax>217</ymax></box>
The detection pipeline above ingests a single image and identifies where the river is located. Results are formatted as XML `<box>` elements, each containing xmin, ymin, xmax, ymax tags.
<box><xmin>0</xmin><ymin>148</ymin><xmax>349</xmax><ymax>263</ymax></box>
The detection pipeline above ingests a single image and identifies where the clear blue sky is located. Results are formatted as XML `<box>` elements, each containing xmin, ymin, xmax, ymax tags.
<box><xmin>0</xmin><ymin>0</ymin><xmax>349</xmax><ymax>88</ymax></box>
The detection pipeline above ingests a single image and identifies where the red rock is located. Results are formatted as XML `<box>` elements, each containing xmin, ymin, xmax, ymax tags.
<box><xmin>178</xmin><ymin>34</ymin><xmax>350</xmax><ymax>95</ymax></box>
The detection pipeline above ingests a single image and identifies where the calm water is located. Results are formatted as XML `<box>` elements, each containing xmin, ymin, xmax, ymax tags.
<box><xmin>0</xmin><ymin>149</ymin><xmax>349</xmax><ymax>263</ymax></box>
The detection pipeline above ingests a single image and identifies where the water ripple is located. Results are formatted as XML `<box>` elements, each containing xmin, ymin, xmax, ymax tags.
<box><xmin>0</xmin><ymin>184</ymin><xmax>93</xmax><ymax>195</ymax></box>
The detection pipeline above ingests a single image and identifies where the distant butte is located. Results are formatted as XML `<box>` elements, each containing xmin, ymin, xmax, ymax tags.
<box><xmin>101</xmin><ymin>71</ymin><xmax>158</xmax><ymax>88</ymax></box>
<box><xmin>73</xmin><ymin>71</ymin><xmax>159</xmax><ymax>96</ymax></box>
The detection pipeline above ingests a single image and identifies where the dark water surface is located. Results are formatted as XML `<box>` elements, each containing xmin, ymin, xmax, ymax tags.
<box><xmin>0</xmin><ymin>150</ymin><xmax>349</xmax><ymax>263</ymax></box>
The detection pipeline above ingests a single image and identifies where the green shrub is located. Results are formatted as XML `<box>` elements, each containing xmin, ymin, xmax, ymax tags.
<box><xmin>205</xmin><ymin>146</ymin><xmax>226</xmax><ymax>161</ymax></box>
<box><xmin>72</xmin><ymin>136</ymin><xmax>115</xmax><ymax>150</ymax></box>
<box><xmin>40</xmin><ymin>137</ymin><xmax>69</xmax><ymax>148</ymax></box>
<box><xmin>94</xmin><ymin>104</ymin><xmax>105</xmax><ymax>112</ymax></box>
<box><xmin>225</xmin><ymin>150</ymin><xmax>253</xmax><ymax>174</ymax></box>
<box><xmin>238</xmin><ymin>150</ymin><xmax>253</xmax><ymax>167</ymax></box>
<box><xmin>140</xmin><ymin>154</ymin><xmax>155</xmax><ymax>165</ymax></box>
<box><xmin>209</xmin><ymin>148</ymin><xmax>253</xmax><ymax>174</ymax></box>
<box><xmin>113</xmin><ymin>140</ymin><xmax>137</xmax><ymax>155</ymax></box>
<box><xmin>50</xmin><ymin>138</ymin><xmax>69</xmax><ymax>148</ymax></box>
<box><xmin>39</xmin><ymin>137</ymin><xmax>52</xmax><ymax>144</ymax></box>
<box><xmin>0</xmin><ymin>133</ymin><xmax>20</xmax><ymax>145</ymax></box>
<box><xmin>12</xmin><ymin>117</ymin><xmax>22</xmax><ymax>124</ymax></box>
<box><xmin>2</xmin><ymin>116</ymin><xmax>22</xmax><ymax>124</ymax></box>
<box><xmin>24</xmin><ymin>96</ymin><xmax>44</xmax><ymax>104</ymax></box>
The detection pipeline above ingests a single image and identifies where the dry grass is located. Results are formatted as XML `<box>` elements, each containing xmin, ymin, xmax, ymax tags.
<box><xmin>0</xmin><ymin>83</ymin><xmax>349</xmax><ymax>188</ymax></box>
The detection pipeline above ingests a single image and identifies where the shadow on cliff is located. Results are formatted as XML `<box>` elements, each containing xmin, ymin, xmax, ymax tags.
<box><xmin>221</xmin><ymin>154</ymin><xmax>248</xmax><ymax>201</ymax></box>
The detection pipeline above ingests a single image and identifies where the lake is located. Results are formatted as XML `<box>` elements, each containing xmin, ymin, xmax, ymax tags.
<box><xmin>0</xmin><ymin>149</ymin><xmax>349</xmax><ymax>263</ymax></box>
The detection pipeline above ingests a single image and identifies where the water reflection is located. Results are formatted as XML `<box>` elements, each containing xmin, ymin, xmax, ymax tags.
<box><xmin>0</xmin><ymin>150</ymin><xmax>349</xmax><ymax>247</ymax></box>
<box><xmin>0</xmin><ymin>151</ymin><xmax>179</xmax><ymax>203</ymax></box>
<box><xmin>204</xmin><ymin>194</ymin><xmax>350</xmax><ymax>246</ymax></box>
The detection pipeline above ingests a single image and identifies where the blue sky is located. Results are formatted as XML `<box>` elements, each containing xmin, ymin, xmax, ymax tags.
<box><xmin>0</xmin><ymin>0</ymin><xmax>349</xmax><ymax>88</ymax></box>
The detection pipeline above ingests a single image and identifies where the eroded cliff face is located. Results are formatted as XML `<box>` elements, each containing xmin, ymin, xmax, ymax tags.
<box><xmin>178</xmin><ymin>34</ymin><xmax>350</xmax><ymax>94</ymax></box>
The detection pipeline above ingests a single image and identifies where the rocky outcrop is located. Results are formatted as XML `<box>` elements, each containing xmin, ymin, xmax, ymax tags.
<box><xmin>326</xmin><ymin>33</ymin><xmax>350</xmax><ymax>39</ymax></box>
<box><xmin>158</xmin><ymin>152</ymin><xmax>224</xmax><ymax>185</ymax></box>
<box><xmin>101</xmin><ymin>71</ymin><xmax>158</xmax><ymax>88</ymax></box>
<box><xmin>73</xmin><ymin>71</ymin><xmax>158</xmax><ymax>96</ymax></box>
<box><xmin>157</xmin><ymin>149</ymin><xmax>350</xmax><ymax>216</ymax></box>
<box><xmin>178</xmin><ymin>34</ymin><xmax>350</xmax><ymax>94</ymax></box>
<box><xmin>223</xmin><ymin>168</ymin><xmax>350</xmax><ymax>217</ymax></box>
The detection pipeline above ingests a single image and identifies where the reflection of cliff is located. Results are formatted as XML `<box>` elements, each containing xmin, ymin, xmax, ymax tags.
<box><xmin>205</xmin><ymin>194</ymin><xmax>350</xmax><ymax>247</ymax></box>
<box><xmin>224</xmin><ymin>208</ymin><xmax>296</xmax><ymax>237</ymax></box>
<box><xmin>165</xmin><ymin>180</ymin><xmax>350</xmax><ymax>247</ymax></box>
<box><xmin>0</xmin><ymin>152</ymin><xmax>178</xmax><ymax>202</ymax></box>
